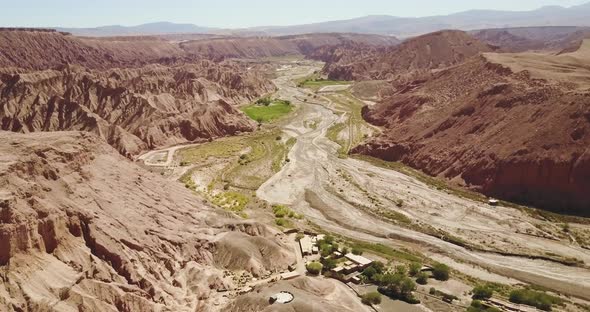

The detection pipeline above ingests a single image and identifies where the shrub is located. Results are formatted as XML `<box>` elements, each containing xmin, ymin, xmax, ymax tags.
<box><xmin>295</xmin><ymin>233</ymin><xmax>305</xmax><ymax>241</ymax></box>
<box><xmin>275</xmin><ymin>218</ymin><xmax>289</xmax><ymax>227</ymax></box>
<box><xmin>429</xmin><ymin>287</ymin><xmax>436</xmax><ymax>295</ymax></box>
<box><xmin>395</xmin><ymin>265</ymin><xmax>408</xmax><ymax>276</ymax></box>
<box><xmin>467</xmin><ymin>300</ymin><xmax>501</xmax><ymax>312</ymax></box>
<box><xmin>432</xmin><ymin>263</ymin><xmax>450</xmax><ymax>281</ymax></box>
<box><xmin>272</xmin><ymin>205</ymin><xmax>289</xmax><ymax>218</ymax></box>
<box><xmin>362</xmin><ymin>266</ymin><xmax>378</xmax><ymax>279</ymax></box>
<box><xmin>472</xmin><ymin>285</ymin><xmax>494</xmax><ymax>300</ymax></box>
<box><xmin>509</xmin><ymin>289</ymin><xmax>562</xmax><ymax>311</ymax></box>
<box><xmin>416</xmin><ymin>272</ymin><xmax>428</xmax><ymax>285</ymax></box>
<box><xmin>321</xmin><ymin>258</ymin><xmax>337</xmax><ymax>271</ymax></box>
<box><xmin>361</xmin><ymin>292</ymin><xmax>382</xmax><ymax>305</ymax></box>
<box><xmin>319</xmin><ymin>243</ymin><xmax>333</xmax><ymax>257</ymax></box>
<box><xmin>306</xmin><ymin>262</ymin><xmax>323</xmax><ymax>275</ymax></box>
<box><xmin>409</xmin><ymin>262</ymin><xmax>422</xmax><ymax>276</ymax></box>
<box><xmin>256</xmin><ymin>97</ymin><xmax>272</xmax><ymax>106</ymax></box>
<box><xmin>351</xmin><ymin>248</ymin><xmax>363</xmax><ymax>255</ymax></box>
<box><xmin>322</xmin><ymin>235</ymin><xmax>335</xmax><ymax>244</ymax></box>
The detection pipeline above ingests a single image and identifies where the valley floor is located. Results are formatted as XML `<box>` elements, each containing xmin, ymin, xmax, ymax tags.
<box><xmin>141</xmin><ymin>59</ymin><xmax>590</xmax><ymax>311</ymax></box>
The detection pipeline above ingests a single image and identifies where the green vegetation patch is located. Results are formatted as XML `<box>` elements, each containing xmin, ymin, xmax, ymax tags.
<box><xmin>298</xmin><ymin>78</ymin><xmax>351</xmax><ymax>91</ymax></box>
<box><xmin>211</xmin><ymin>191</ymin><xmax>249</xmax><ymax>213</ymax></box>
<box><xmin>349</xmin><ymin>240</ymin><xmax>423</xmax><ymax>263</ymax></box>
<box><xmin>272</xmin><ymin>204</ymin><xmax>303</xmax><ymax>229</ymax></box>
<box><xmin>467</xmin><ymin>300</ymin><xmax>501</xmax><ymax>312</ymax></box>
<box><xmin>177</xmin><ymin>138</ymin><xmax>247</xmax><ymax>164</ymax></box>
<box><xmin>306</xmin><ymin>261</ymin><xmax>323</xmax><ymax>275</ymax></box>
<box><xmin>272</xmin><ymin>205</ymin><xmax>303</xmax><ymax>219</ymax></box>
<box><xmin>509</xmin><ymin>288</ymin><xmax>563</xmax><ymax>311</ymax></box>
<box><xmin>242</xmin><ymin>98</ymin><xmax>293</xmax><ymax>123</ymax></box>
<box><xmin>361</xmin><ymin>292</ymin><xmax>382</xmax><ymax>305</ymax></box>
<box><xmin>326</xmin><ymin>121</ymin><xmax>348</xmax><ymax>157</ymax></box>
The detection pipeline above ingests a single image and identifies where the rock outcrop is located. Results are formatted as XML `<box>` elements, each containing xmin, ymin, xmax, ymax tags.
<box><xmin>317</xmin><ymin>30</ymin><xmax>496</xmax><ymax>80</ymax></box>
<box><xmin>353</xmin><ymin>46</ymin><xmax>590</xmax><ymax>215</ymax></box>
<box><xmin>0</xmin><ymin>63</ymin><xmax>273</xmax><ymax>156</ymax></box>
<box><xmin>0</xmin><ymin>29</ymin><xmax>276</xmax><ymax>156</ymax></box>
<box><xmin>0</xmin><ymin>131</ymin><xmax>294</xmax><ymax>311</ymax></box>
<box><xmin>179</xmin><ymin>33</ymin><xmax>400</xmax><ymax>60</ymax></box>
<box><xmin>471</xmin><ymin>26</ymin><xmax>590</xmax><ymax>53</ymax></box>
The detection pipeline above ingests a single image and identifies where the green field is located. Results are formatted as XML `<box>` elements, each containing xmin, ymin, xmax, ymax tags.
<box><xmin>242</xmin><ymin>99</ymin><xmax>293</xmax><ymax>123</ymax></box>
<box><xmin>298</xmin><ymin>78</ymin><xmax>351</xmax><ymax>91</ymax></box>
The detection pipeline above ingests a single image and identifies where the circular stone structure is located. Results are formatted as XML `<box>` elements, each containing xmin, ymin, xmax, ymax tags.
<box><xmin>271</xmin><ymin>291</ymin><xmax>294</xmax><ymax>304</ymax></box>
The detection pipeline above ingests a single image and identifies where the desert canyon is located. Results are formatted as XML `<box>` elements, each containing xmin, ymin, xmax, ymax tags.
<box><xmin>1</xmin><ymin>3</ymin><xmax>590</xmax><ymax>312</ymax></box>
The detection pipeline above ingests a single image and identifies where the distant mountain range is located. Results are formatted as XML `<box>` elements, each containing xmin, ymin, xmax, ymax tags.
<box><xmin>58</xmin><ymin>2</ymin><xmax>590</xmax><ymax>37</ymax></box>
<box><xmin>57</xmin><ymin>22</ymin><xmax>216</xmax><ymax>37</ymax></box>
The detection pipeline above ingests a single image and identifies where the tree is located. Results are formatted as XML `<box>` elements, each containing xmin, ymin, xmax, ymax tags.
<box><xmin>395</xmin><ymin>265</ymin><xmax>408</xmax><ymax>276</ymax></box>
<box><xmin>361</xmin><ymin>292</ymin><xmax>382</xmax><ymax>305</ymax></box>
<box><xmin>341</xmin><ymin>247</ymin><xmax>349</xmax><ymax>254</ymax></box>
<box><xmin>351</xmin><ymin>247</ymin><xmax>363</xmax><ymax>255</ymax></box>
<box><xmin>323</xmin><ymin>235</ymin><xmax>335</xmax><ymax>244</ymax></box>
<box><xmin>362</xmin><ymin>266</ymin><xmax>378</xmax><ymax>280</ymax></box>
<box><xmin>306</xmin><ymin>262</ymin><xmax>323</xmax><ymax>275</ymax></box>
<box><xmin>409</xmin><ymin>262</ymin><xmax>422</xmax><ymax>276</ymax></box>
<box><xmin>400</xmin><ymin>277</ymin><xmax>416</xmax><ymax>296</ymax></box>
<box><xmin>369</xmin><ymin>261</ymin><xmax>385</xmax><ymax>274</ymax></box>
<box><xmin>509</xmin><ymin>289</ymin><xmax>560</xmax><ymax>311</ymax></box>
<box><xmin>380</xmin><ymin>273</ymin><xmax>402</xmax><ymax>287</ymax></box>
<box><xmin>416</xmin><ymin>272</ymin><xmax>428</xmax><ymax>285</ymax></box>
<box><xmin>319</xmin><ymin>243</ymin><xmax>333</xmax><ymax>257</ymax></box>
<box><xmin>321</xmin><ymin>258</ymin><xmax>338</xmax><ymax>271</ymax></box>
<box><xmin>432</xmin><ymin>263</ymin><xmax>450</xmax><ymax>281</ymax></box>
<box><xmin>472</xmin><ymin>285</ymin><xmax>493</xmax><ymax>300</ymax></box>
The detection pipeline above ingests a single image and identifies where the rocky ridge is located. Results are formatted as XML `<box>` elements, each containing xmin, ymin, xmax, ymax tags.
<box><xmin>0</xmin><ymin>131</ymin><xmax>294</xmax><ymax>311</ymax></box>
<box><xmin>0</xmin><ymin>62</ymin><xmax>273</xmax><ymax>156</ymax></box>
<box><xmin>353</xmin><ymin>46</ymin><xmax>590</xmax><ymax>214</ymax></box>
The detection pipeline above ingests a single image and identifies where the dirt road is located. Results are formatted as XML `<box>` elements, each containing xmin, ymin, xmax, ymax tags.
<box><xmin>256</xmin><ymin>62</ymin><xmax>590</xmax><ymax>300</ymax></box>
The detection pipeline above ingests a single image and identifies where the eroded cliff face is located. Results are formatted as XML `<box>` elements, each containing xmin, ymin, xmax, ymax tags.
<box><xmin>354</xmin><ymin>55</ymin><xmax>590</xmax><ymax>215</ymax></box>
<box><xmin>0</xmin><ymin>131</ymin><xmax>294</xmax><ymax>311</ymax></box>
<box><xmin>0</xmin><ymin>62</ymin><xmax>274</xmax><ymax>156</ymax></box>
<box><xmin>315</xmin><ymin>30</ymin><xmax>496</xmax><ymax>81</ymax></box>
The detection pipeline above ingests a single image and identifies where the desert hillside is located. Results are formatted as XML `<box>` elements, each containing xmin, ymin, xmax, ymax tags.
<box><xmin>0</xmin><ymin>131</ymin><xmax>294</xmax><ymax>311</ymax></box>
<box><xmin>471</xmin><ymin>26</ymin><xmax>590</xmax><ymax>52</ymax></box>
<box><xmin>0</xmin><ymin>29</ymin><xmax>278</xmax><ymax>156</ymax></box>
<box><xmin>179</xmin><ymin>33</ymin><xmax>400</xmax><ymax>59</ymax></box>
<box><xmin>0</xmin><ymin>62</ymin><xmax>273</xmax><ymax>156</ymax></box>
<box><xmin>317</xmin><ymin>30</ymin><xmax>495</xmax><ymax>80</ymax></box>
<box><xmin>353</xmin><ymin>41</ymin><xmax>590</xmax><ymax>215</ymax></box>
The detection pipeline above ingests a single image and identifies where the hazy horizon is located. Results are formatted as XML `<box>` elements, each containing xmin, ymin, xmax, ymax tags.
<box><xmin>1</xmin><ymin>0</ymin><xmax>589</xmax><ymax>29</ymax></box>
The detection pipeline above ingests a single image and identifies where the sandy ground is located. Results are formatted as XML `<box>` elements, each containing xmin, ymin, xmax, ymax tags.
<box><xmin>318</xmin><ymin>84</ymin><xmax>351</xmax><ymax>93</ymax></box>
<box><xmin>256</xmin><ymin>62</ymin><xmax>590</xmax><ymax>301</ymax></box>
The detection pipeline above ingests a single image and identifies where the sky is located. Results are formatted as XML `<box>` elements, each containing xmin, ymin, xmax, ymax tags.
<box><xmin>1</xmin><ymin>0</ymin><xmax>589</xmax><ymax>28</ymax></box>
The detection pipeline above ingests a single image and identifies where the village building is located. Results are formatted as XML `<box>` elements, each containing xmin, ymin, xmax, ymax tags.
<box><xmin>344</xmin><ymin>253</ymin><xmax>373</xmax><ymax>270</ymax></box>
<box><xmin>299</xmin><ymin>235</ymin><xmax>313</xmax><ymax>256</ymax></box>
<box><xmin>280</xmin><ymin>271</ymin><xmax>301</xmax><ymax>280</ymax></box>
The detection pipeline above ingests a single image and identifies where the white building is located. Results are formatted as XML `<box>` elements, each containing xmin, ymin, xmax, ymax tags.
<box><xmin>344</xmin><ymin>253</ymin><xmax>373</xmax><ymax>269</ymax></box>
<box><xmin>299</xmin><ymin>235</ymin><xmax>313</xmax><ymax>256</ymax></box>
